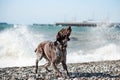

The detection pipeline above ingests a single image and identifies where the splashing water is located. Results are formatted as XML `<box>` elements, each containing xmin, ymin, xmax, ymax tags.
<box><xmin>0</xmin><ymin>24</ymin><xmax>120</xmax><ymax>67</ymax></box>
<box><xmin>0</xmin><ymin>25</ymin><xmax>45</xmax><ymax>67</ymax></box>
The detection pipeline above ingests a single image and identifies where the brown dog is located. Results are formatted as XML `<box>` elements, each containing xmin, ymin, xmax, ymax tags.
<box><xmin>35</xmin><ymin>26</ymin><xmax>72</xmax><ymax>77</ymax></box>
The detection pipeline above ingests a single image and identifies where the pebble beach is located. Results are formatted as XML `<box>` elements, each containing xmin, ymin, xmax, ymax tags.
<box><xmin>0</xmin><ymin>60</ymin><xmax>120</xmax><ymax>80</ymax></box>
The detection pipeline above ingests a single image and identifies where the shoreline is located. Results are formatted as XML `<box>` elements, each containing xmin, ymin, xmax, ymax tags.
<box><xmin>0</xmin><ymin>60</ymin><xmax>120</xmax><ymax>80</ymax></box>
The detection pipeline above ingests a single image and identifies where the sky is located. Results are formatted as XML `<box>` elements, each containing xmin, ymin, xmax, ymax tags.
<box><xmin>0</xmin><ymin>0</ymin><xmax>120</xmax><ymax>24</ymax></box>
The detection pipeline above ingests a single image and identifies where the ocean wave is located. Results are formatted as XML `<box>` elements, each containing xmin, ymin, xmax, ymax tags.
<box><xmin>0</xmin><ymin>25</ymin><xmax>46</xmax><ymax>67</ymax></box>
<box><xmin>0</xmin><ymin>25</ymin><xmax>120</xmax><ymax>67</ymax></box>
<box><xmin>67</xmin><ymin>43</ymin><xmax>120</xmax><ymax>63</ymax></box>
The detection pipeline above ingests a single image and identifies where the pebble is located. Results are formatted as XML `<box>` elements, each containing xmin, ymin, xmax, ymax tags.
<box><xmin>28</xmin><ymin>77</ymin><xmax>35</xmax><ymax>80</ymax></box>
<box><xmin>73</xmin><ymin>78</ymin><xmax>79</xmax><ymax>80</ymax></box>
<box><xmin>0</xmin><ymin>60</ymin><xmax>120</xmax><ymax>80</ymax></box>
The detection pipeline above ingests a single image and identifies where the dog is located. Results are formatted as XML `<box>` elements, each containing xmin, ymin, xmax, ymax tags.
<box><xmin>34</xmin><ymin>26</ymin><xmax>72</xmax><ymax>77</ymax></box>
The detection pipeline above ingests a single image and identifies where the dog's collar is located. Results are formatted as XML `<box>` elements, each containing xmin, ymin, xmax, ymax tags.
<box><xmin>55</xmin><ymin>40</ymin><xmax>67</xmax><ymax>48</ymax></box>
<box><xmin>56</xmin><ymin>41</ymin><xmax>61</xmax><ymax>45</ymax></box>
<box><xmin>54</xmin><ymin>41</ymin><xmax>61</xmax><ymax>46</ymax></box>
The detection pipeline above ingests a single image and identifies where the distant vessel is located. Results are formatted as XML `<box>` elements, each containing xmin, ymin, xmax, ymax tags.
<box><xmin>55</xmin><ymin>20</ymin><xmax>120</xmax><ymax>27</ymax></box>
<box><xmin>56</xmin><ymin>21</ymin><xmax>97</xmax><ymax>27</ymax></box>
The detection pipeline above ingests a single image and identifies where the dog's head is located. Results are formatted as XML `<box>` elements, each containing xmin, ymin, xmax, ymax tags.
<box><xmin>56</xmin><ymin>26</ymin><xmax>72</xmax><ymax>46</ymax></box>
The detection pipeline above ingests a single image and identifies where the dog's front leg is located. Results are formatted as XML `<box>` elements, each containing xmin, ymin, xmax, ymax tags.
<box><xmin>62</xmin><ymin>61</ymin><xmax>70</xmax><ymax>77</ymax></box>
<box><xmin>44</xmin><ymin>61</ymin><xmax>51</xmax><ymax>72</ymax></box>
<box><xmin>51</xmin><ymin>61</ymin><xmax>62</xmax><ymax>77</ymax></box>
<box><xmin>35</xmin><ymin>51</ymin><xmax>43</xmax><ymax>74</ymax></box>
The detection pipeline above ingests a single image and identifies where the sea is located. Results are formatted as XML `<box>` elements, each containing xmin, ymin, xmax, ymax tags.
<box><xmin>0</xmin><ymin>24</ymin><xmax>120</xmax><ymax>68</ymax></box>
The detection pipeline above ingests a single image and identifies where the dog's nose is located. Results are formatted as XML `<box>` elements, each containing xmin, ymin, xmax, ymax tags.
<box><xmin>68</xmin><ymin>38</ymin><xmax>70</xmax><ymax>41</ymax></box>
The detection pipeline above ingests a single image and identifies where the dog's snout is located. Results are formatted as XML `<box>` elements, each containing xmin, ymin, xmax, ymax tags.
<box><xmin>68</xmin><ymin>37</ymin><xmax>70</xmax><ymax>41</ymax></box>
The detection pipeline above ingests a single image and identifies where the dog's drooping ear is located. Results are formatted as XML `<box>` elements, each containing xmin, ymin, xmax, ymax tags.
<box><xmin>56</xmin><ymin>31</ymin><xmax>62</xmax><ymax>42</ymax></box>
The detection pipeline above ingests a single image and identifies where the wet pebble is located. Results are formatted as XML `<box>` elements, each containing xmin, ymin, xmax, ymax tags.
<box><xmin>0</xmin><ymin>60</ymin><xmax>120</xmax><ymax>80</ymax></box>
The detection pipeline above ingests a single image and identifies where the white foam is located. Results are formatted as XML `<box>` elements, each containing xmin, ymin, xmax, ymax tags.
<box><xmin>67</xmin><ymin>43</ymin><xmax>120</xmax><ymax>63</ymax></box>
<box><xmin>0</xmin><ymin>25</ymin><xmax>45</xmax><ymax>68</ymax></box>
<box><xmin>0</xmin><ymin>25</ymin><xmax>120</xmax><ymax>68</ymax></box>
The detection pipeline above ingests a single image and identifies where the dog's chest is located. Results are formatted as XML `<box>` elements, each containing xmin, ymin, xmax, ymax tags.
<box><xmin>55</xmin><ymin>48</ymin><xmax>66</xmax><ymax>64</ymax></box>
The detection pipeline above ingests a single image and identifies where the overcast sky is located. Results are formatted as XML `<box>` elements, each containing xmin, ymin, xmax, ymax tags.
<box><xmin>0</xmin><ymin>0</ymin><xmax>120</xmax><ymax>24</ymax></box>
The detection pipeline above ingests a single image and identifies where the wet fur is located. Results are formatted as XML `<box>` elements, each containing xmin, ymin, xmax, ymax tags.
<box><xmin>35</xmin><ymin>26</ymin><xmax>71</xmax><ymax>77</ymax></box>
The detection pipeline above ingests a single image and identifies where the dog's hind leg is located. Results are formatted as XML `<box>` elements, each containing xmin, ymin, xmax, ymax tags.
<box><xmin>35</xmin><ymin>49</ymin><xmax>43</xmax><ymax>74</ymax></box>
<box><xmin>35</xmin><ymin>58</ymin><xmax>39</xmax><ymax>74</ymax></box>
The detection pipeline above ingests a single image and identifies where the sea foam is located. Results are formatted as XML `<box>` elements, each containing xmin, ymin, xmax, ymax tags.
<box><xmin>0</xmin><ymin>25</ymin><xmax>120</xmax><ymax>68</ymax></box>
<box><xmin>67</xmin><ymin>43</ymin><xmax>120</xmax><ymax>63</ymax></box>
<box><xmin>0</xmin><ymin>25</ymin><xmax>45</xmax><ymax>67</ymax></box>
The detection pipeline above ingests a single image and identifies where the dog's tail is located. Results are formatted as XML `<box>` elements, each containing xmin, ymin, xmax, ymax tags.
<box><xmin>34</xmin><ymin>48</ymin><xmax>37</xmax><ymax>53</ymax></box>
